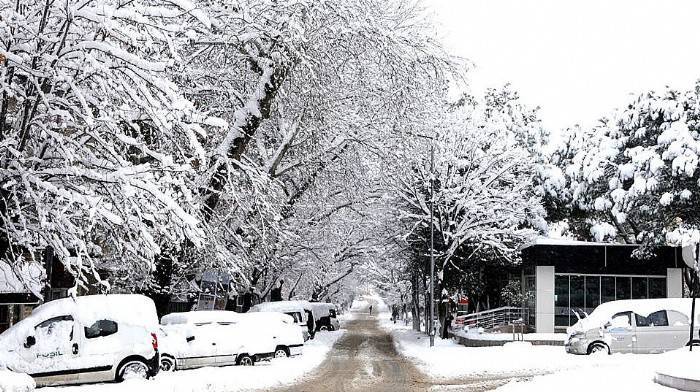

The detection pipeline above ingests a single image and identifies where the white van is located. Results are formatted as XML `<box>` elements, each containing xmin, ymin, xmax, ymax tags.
<box><xmin>565</xmin><ymin>298</ymin><xmax>700</xmax><ymax>355</ymax></box>
<box><xmin>250</xmin><ymin>301</ymin><xmax>313</xmax><ymax>341</ymax></box>
<box><xmin>236</xmin><ymin>312</ymin><xmax>304</xmax><ymax>358</ymax></box>
<box><xmin>0</xmin><ymin>294</ymin><xmax>160</xmax><ymax>387</ymax></box>
<box><xmin>158</xmin><ymin>310</ymin><xmax>295</xmax><ymax>370</ymax></box>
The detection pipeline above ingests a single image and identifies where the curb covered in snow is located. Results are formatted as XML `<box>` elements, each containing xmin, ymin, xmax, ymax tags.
<box><xmin>655</xmin><ymin>372</ymin><xmax>700</xmax><ymax>392</ymax></box>
<box><xmin>450</xmin><ymin>332</ymin><xmax>564</xmax><ymax>347</ymax></box>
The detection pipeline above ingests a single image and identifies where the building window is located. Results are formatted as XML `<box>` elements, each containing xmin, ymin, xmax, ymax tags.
<box><xmin>552</xmin><ymin>273</ymin><xmax>667</xmax><ymax>331</ymax></box>
<box><xmin>570</xmin><ymin>275</ymin><xmax>584</xmax><ymax>324</ymax></box>
<box><xmin>649</xmin><ymin>278</ymin><xmax>666</xmax><ymax>298</ymax></box>
<box><xmin>601</xmin><ymin>276</ymin><xmax>615</xmax><ymax>303</ymax></box>
<box><xmin>585</xmin><ymin>276</ymin><xmax>600</xmax><ymax>313</ymax></box>
<box><xmin>0</xmin><ymin>305</ymin><xmax>8</xmax><ymax>333</ymax></box>
<box><xmin>555</xmin><ymin>275</ymin><xmax>569</xmax><ymax>328</ymax></box>
<box><xmin>616</xmin><ymin>277</ymin><xmax>631</xmax><ymax>300</ymax></box>
<box><xmin>632</xmin><ymin>277</ymin><xmax>648</xmax><ymax>299</ymax></box>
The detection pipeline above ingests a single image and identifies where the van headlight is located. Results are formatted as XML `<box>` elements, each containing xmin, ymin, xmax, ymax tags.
<box><xmin>566</xmin><ymin>331</ymin><xmax>584</xmax><ymax>344</ymax></box>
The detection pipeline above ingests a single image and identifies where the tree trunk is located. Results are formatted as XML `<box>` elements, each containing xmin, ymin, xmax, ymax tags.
<box><xmin>411</xmin><ymin>269</ymin><xmax>421</xmax><ymax>331</ymax></box>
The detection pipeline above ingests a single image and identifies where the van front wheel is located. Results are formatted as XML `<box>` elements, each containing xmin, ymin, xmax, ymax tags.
<box><xmin>587</xmin><ymin>342</ymin><xmax>610</xmax><ymax>355</ymax></box>
<box><xmin>117</xmin><ymin>359</ymin><xmax>149</xmax><ymax>381</ymax></box>
<box><xmin>160</xmin><ymin>355</ymin><xmax>176</xmax><ymax>372</ymax></box>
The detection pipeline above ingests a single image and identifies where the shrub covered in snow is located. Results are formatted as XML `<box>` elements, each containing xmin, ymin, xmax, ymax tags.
<box><xmin>0</xmin><ymin>370</ymin><xmax>34</xmax><ymax>392</ymax></box>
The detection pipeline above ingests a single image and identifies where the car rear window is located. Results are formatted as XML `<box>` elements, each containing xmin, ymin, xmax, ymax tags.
<box><xmin>635</xmin><ymin>310</ymin><xmax>668</xmax><ymax>327</ymax></box>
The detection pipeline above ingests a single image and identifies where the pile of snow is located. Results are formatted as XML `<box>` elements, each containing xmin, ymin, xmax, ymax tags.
<box><xmin>655</xmin><ymin>347</ymin><xmax>700</xmax><ymax>380</ymax></box>
<box><xmin>0</xmin><ymin>370</ymin><xmax>34</xmax><ymax>392</ymax></box>
<box><xmin>42</xmin><ymin>331</ymin><xmax>345</xmax><ymax>392</ymax></box>
<box><xmin>495</xmin><ymin>365</ymin><xmax>668</xmax><ymax>392</ymax></box>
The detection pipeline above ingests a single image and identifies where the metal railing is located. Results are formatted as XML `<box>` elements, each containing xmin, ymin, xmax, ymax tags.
<box><xmin>453</xmin><ymin>306</ymin><xmax>529</xmax><ymax>331</ymax></box>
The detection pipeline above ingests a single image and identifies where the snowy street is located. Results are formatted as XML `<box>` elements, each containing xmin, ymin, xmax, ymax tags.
<box><xmin>3</xmin><ymin>0</ymin><xmax>700</xmax><ymax>391</ymax></box>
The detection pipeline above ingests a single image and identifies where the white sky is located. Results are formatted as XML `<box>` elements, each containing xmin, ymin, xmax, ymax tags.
<box><xmin>425</xmin><ymin>0</ymin><xmax>700</xmax><ymax>131</ymax></box>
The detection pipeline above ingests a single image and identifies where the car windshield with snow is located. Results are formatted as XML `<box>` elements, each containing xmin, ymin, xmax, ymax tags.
<box><xmin>565</xmin><ymin>298</ymin><xmax>700</xmax><ymax>355</ymax></box>
<box><xmin>0</xmin><ymin>294</ymin><xmax>160</xmax><ymax>387</ymax></box>
<box><xmin>158</xmin><ymin>310</ymin><xmax>303</xmax><ymax>371</ymax></box>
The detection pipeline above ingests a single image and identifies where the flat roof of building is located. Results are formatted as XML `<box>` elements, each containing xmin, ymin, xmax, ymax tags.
<box><xmin>523</xmin><ymin>237</ymin><xmax>639</xmax><ymax>249</ymax></box>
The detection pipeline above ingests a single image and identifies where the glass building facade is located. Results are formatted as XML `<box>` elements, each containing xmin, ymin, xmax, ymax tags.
<box><xmin>554</xmin><ymin>274</ymin><xmax>666</xmax><ymax>329</ymax></box>
<box><xmin>521</xmin><ymin>241</ymin><xmax>684</xmax><ymax>333</ymax></box>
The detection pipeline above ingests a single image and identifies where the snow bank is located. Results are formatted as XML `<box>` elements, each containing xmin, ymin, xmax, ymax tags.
<box><xmin>495</xmin><ymin>365</ymin><xmax>668</xmax><ymax>392</ymax></box>
<box><xmin>388</xmin><ymin>313</ymin><xmax>671</xmax><ymax>382</ymax></box>
<box><xmin>655</xmin><ymin>347</ymin><xmax>700</xmax><ymax>380</ymax></box>
<box><xmin>0</xmin><ymin>370</ymin><xmax>34</xmax><ymax>392</ymax></box>
<box><xmin>42</xmin><ymin>330</ymin><xmax>345</xmax><ymax>392</ymax></box>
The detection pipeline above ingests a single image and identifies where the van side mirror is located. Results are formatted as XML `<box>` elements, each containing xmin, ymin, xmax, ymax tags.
<box><xmin>186</xmin><ymin>336</ymin><xmax>195</xmax><ymax>342</ymax></box>
<box><xmin>24</xmin><ymin>336</ymin><xmax>36</xmax><ymax>348</ymax></box>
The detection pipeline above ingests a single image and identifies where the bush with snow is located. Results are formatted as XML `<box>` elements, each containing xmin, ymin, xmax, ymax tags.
<box><xmin>0</xmin><ymin>370</ymin><xmax>34</xmax><ymax>392</ymax></box>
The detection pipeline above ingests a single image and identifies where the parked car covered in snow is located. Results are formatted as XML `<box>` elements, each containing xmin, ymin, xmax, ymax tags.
<box><xmin>0</xmin><ymin>294</ymin><xmax>160</xmax><ymax>387</ymax></box>
<box><xmin>308</xmin><ymin>303</ymin><xmax>340</xmax><ymax>331</ymax></box>
<box><xmin>158</xmin><ymin>310</ymin><xmax>301</xmax><ymax>370</ymax></box>
<box><xmin>250</xmin><ymin>301</ymin><xmax>314</xmax><ymax>341</ymax></box>
<box><xmin>236</xmin><ymin>312</ymin><xmax>304</xmax><ymax>358</ymax></box>
<box><xmin>565</xmin><ymin>298</ymin><xmax>700</xmax><ymax>355</ymax></box>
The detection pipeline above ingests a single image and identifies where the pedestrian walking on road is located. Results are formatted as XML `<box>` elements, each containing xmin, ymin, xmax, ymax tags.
<box><xmin>270</xmin><ymin>279</ymin><xmax>284</xmax><ymax>302</ymax></box>
<box><xmin>369</xmin><ymin>305</ymin><xmax>373</xmax><ymax>315</ymax></box>
<box><xmin>391</xmin><ymin>304</ymin><xmax>399</xmax><ymax>323</ymax></box>
<box><xmin>242</xmin><ymin>287</ymin><xmax>255</xmax><ymax>312</ymax></box>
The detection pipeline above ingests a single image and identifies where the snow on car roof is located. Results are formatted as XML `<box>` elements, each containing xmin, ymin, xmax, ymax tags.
<box><xmin>236</xmin><ymin>312</ymin><xmax>295</xmax><ymax>324</ymax></box>
<box><xmin>251</xmin><ymin>301</ymin><xmax>308</xmax><ymax>313</ymax></box>
<box><xmin>161</xmin><ymin>310</ymin><xmax>242</xmax><ymax>325</ymax></box>
<box><xmin>0</xmin><ymin>294</ymin><xmax>158</xmax><ymax>346</ymax></box>
<box><xmin>29</xmin><ymin>294</ymin><xmax>159</xmax><ymax>327</ymax></box>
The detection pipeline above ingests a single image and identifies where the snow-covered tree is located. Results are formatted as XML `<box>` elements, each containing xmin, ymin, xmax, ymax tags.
<box><xmin>0</xmin><ymin>0</ymin><xmax>212</xmax><ymax>295</ymax></box>
<box><xmin>395</xmin><ymin>87</ymin><xmax>547</xmax><ymax>311</ymax></box>
<box><xmin>540</xmin><ymin>82</ymin><xmax>700</xmax><ymax>288</ymax></box>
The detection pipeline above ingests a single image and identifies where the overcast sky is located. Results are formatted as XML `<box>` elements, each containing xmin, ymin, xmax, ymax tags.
<box><xmin>425</xmin><ymin>0</ymin><xmax>700</xmax><ymax>132</ymax></box>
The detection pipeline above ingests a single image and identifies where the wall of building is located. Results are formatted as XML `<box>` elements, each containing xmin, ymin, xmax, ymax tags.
<box><xmin>535</xmin><ymin>266</ymin><xmax>555</xmax><ymax>333</ymax></box>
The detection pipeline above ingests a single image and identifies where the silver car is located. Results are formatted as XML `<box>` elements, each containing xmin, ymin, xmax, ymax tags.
<box><xmin>565</xmin><ymin>298</ymin><xmax>699</xmax><ymax>355</ymax></box>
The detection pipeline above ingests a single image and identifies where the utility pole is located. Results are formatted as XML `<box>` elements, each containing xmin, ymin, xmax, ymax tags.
<box><xmin>429</xmin><ymin>141</ymin><xmax>435</xmax><ymax>347</ymax></box>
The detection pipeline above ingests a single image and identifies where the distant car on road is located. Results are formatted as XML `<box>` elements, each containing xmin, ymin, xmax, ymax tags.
<box><xmin>0</xmin><ymin>294</ymin><xmax>160</xmax><ymax>387</ymax></box>
<box><xmin>158</xmin><ymin>310</ymin><xmax>302</xmax><ymax>371</ymax></box>
<box><xmin>308</xmin><ymin>303</ymin><xmax>340</xmax><ymax>331</ymax></box>
<box><xmin>565</xmin><ymin>298</ymin><xmax>700</xmax><ymax>355</ymax></box>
